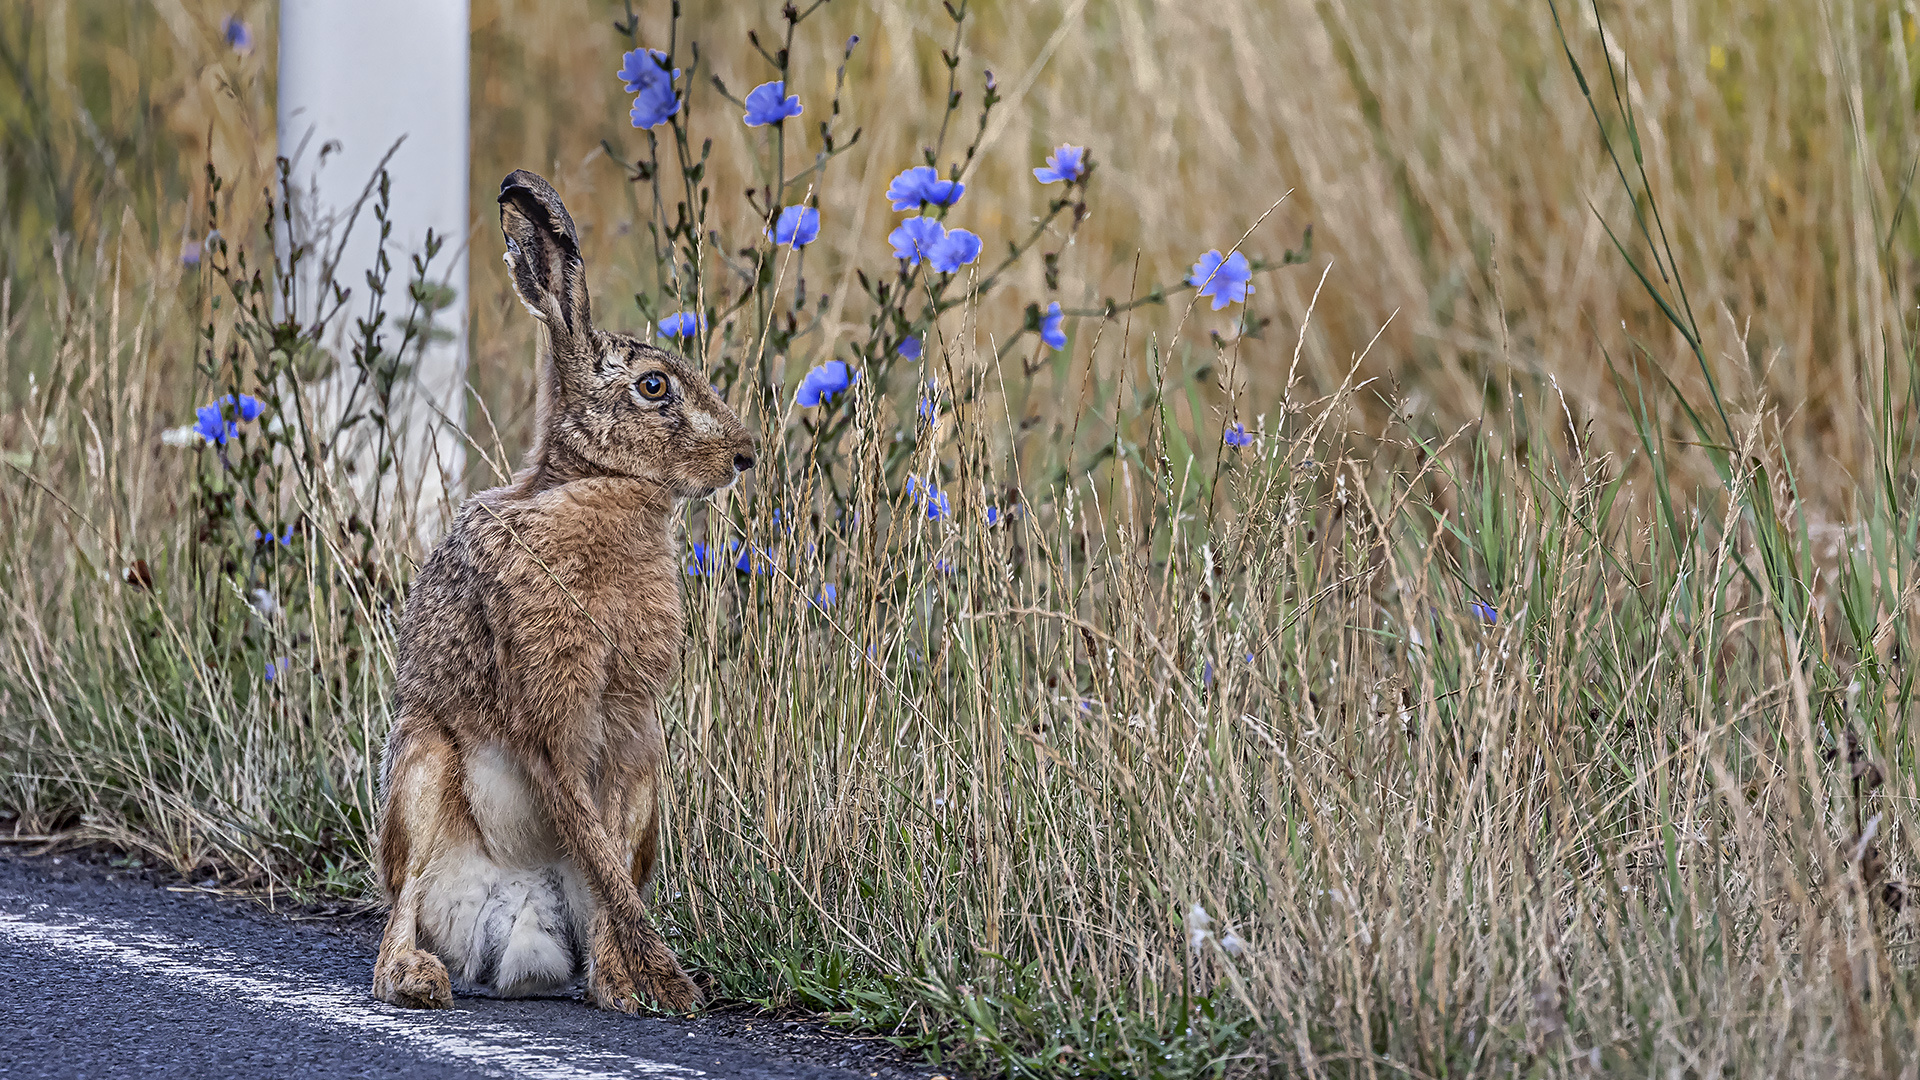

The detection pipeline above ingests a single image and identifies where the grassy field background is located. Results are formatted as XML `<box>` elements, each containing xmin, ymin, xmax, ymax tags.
<box><xmin>9</xmin><ymin>1</ymin><xmax>1918</xmax><ymax>482</ymax></box>
<box><xmin>5</xmin><ymin>1</ymin><xmax>1920</xmax><ymax>1076</ymax></box>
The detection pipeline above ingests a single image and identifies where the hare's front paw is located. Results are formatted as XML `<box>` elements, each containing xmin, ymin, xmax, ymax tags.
<box><xmin>588</xmin><ymin>953</ymin><xmax>643</xmax><ymax>1014</ymax></box>
<box><xmin>590</xmin><ymin>947</ymin><xmax>703</xmax><ymax>1013</ymax></box>
<box><xmin>643</xmin><ymin>969</ymin><xmax>703</xmax><ymax>1013</ymax></box>
<box><xmin>373</xmin><ymin>948</ymin><xmax>453</xmax><ymax>1009</ymax></box>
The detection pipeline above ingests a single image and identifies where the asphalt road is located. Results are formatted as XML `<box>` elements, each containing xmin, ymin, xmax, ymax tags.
<box><xmin>0</xmin><ymin>852</ymin><xmax>941</xmax><ymax>1080</ymax></box>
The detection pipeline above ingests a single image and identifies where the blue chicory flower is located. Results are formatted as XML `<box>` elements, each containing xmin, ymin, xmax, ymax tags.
<box><xmin>885</xmin><ymin>168</ymin><xmax>932</xmax><ymax>210</ymax></box>
<box><xmin>933</xmin><ymin>557</ymin><xmax>956</xmax><ymax>575</ymax></box>
<box><xmin>192</xmin><ymin>393</ymin><xmax>264</xmax><ymax>446</ymax></box>
<box><xmin>1188</xmin><ymin>250</ymin><xmax>1253</xmax><ymax>310</ymax></box>
<box><xmin>769</xmin><ymin>205</ymin><xmax>820</xmax><ymax>247</ymax></box>
<box><xmin>928</xmin><ymin>229</ymin><xmax>982</xmax><ymax>274</ymax></box>
<box><xmin>631</xmin><ymin>83</ymin><xmax>681</xmax><ymax>129</ymax></box>
<box><xmin>222</xmin><ymin>15</ymin><xmax>252</xmax><ymax>54</ymax></box>
<box><xmin>192</xmin><ymin>409</ymin><xmax>228</xmax><ymax>444</ymax></box>
<box><xmin>622</xmin><ymin>49</ymin><xmax>668</xmax><ymax>91</ymax></box>
<box><xmin>742</xmin><ymin>80</ymin><xmax>803</xmax><ymax>126</ymax></box>
<box><xmin>1223</xmin><ymin>423</ymin><xmax>1253</xmax><ymax>448</ymax></box>
<box><xmin>885</xmin><ymin>166</ymin><xmax>964</xmax><ymax>211</ymax></box>
<box><xmin>795</xmin><ymin>360</ymin><xmax>857</xmax><ymax>407</ymax></box>
<box><xmin>657</xmin><ymin>311</ymin><xmax>706</xmax><ymax>338</ymax></box>
<box><xmin>923</xmin><ymin>176</ymin><xmax>964</xmax><ymax>206</ymax></box>
<box><xmin>904</xmin><ymin>475</ymin><xmax>949</xmax><ymax>519</ymax></box>
<box><xmin>1033</xmin><ymin>144</ymin><xmax>1086</xmax><ymax>184</ymax></box>
<box><xmin>917</xmin><ymin>378</ymin><xmax>941</xmax><ymax>423</ymax></box>
<box><xmin>815</xmin><ymin>583</ymin><xmax>839</xmax><ymax>607</ymax></box>
<box><xmin>687</xmin><ymin>542</ymin><xmax>714</xmax><ymax>576</ymax></box>
<box><xmin>253</xmin><ymin>526</ymin><xmax>293</xmax><ymax>547</ymax></box>
<box><xmin>1470</xmin><ymin>600</ymin><xmax>1499</xmax><ymax>625</ymax></box>
<box><xmin>181</xmin><ymin>239</ymin><xmax>203</xmax><ymax>267</ymax></box>
<box><xmin>1039</xmin><ymin>302</ymin><xmax>1067</xmax><ymax>350</ymax></box>
<box><xmin>264</xmin><ymin>657</ymin><xmax>290</xmax><ymax>683</ymax></box>
<box><xmin>619</xmin><ymin>49</ymin><xmax>681</xmax><ymax>129</ymax></box>
<box><xmin>618</xmin><ymin>48</ymin><xmax>666</xmax><ymax>91</ymax></box>
<box><xmin>1203</xmin><ymin>659</ymin><xmax>1214</xmax><ymax>685</ymax></box>
<box><xmin>889</xmin><ymin>217</ymin><xmax>946</xmax><ymax>265</ymax></box>
<box><xmin>731</xmin><ymin>540</ymin><xmax>774</xmax><ymax>576</ymax></box>
<box><xmin>899</xmin><ymin>335</ymin><xmax>923</xmax><ymax>360</ymax></box>
<box><xmin>230</xmin><ymin>393</ymin><xmax>265</xmax><ymax>421</ymax></box>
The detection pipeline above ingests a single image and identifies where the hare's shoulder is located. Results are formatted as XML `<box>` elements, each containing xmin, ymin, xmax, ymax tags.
<box><xmin>438</xmin><ymin>480</ymin><xmax>681</xmax><ymax>640</ymax></box>
<box><xmin>453</xmin><ymin>478</ymin><xmax>674</xmax><ymax>578</ymax></box>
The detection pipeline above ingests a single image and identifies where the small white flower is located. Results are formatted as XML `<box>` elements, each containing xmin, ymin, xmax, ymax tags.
<box><xmin>250</xmin><ymin>588</ymin><xmax>281</xmax><ymax>619</ymax></box>
<box><xmin>1186</xmin><ymin>903</ymin><xmax>1213</xmax><ymax>950</ymax></box>
<box><xmin>161</xmin><ymin>425</ymin><xmax>205</xmax><ymax>448</ymax></box>
<box><xmin>1219</xmin><ymin>932</ymin><xmax>1245</xmax><ymax>957</ymax></box>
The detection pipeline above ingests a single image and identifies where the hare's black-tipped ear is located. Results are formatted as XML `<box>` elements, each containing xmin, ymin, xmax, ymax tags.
<box><xmin>499</xmin><ymin>170</ymin><xmax>592</xmax><ymax>341</ymax></box>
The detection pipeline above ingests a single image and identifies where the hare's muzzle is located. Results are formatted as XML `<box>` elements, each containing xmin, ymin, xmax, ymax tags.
<box><xmin>733</xmin><ymin>450</ymin><xmax>756</xmax><ymax>473</ymax></box>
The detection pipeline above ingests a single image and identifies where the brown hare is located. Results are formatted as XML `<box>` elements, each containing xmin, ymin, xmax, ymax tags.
<box><xmin>370</xmin><ymin>169</ymin><xmax>754</xmax><ymax>1014</ymax></box>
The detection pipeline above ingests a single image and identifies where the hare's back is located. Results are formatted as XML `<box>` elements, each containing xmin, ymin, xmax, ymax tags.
<box><xmin>394</xmin><ymin>506</ymin><xmax>513</xmax><ymax>723</ymax></box>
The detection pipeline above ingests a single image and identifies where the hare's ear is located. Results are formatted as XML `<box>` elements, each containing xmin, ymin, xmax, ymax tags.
<box><xmin>498</xmin><ymin>170</ymin><xmax>595</xmax><ymax>356</ymax></box>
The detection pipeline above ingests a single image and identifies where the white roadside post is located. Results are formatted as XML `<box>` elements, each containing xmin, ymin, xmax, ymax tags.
<box><xmin>276</xmin><ymin>0</ymin><xmax>470</xmax><ymax>542</ymax></box>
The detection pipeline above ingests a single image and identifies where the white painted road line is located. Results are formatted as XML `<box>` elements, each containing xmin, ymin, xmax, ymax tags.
<box><xmin>0</xmin><ymin>909</ymin><xmax>705</xmax><ymax>1080</ymax></box>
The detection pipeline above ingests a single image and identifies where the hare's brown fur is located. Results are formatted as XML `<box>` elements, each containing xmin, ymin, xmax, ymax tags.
<box><xmin>371</xmin><ymin>170</ymin><xmax>754</xmax><ymax>1013</ymax></box>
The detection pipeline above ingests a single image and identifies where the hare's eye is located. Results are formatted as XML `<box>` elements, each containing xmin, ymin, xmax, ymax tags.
<box><xmin>635</xmin><ymin>372</ymin><xmax>670</xmax><ymax>401</ymax></box>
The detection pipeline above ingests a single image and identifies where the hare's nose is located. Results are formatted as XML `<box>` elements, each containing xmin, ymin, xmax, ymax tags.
<box><xmin>733</xmin><ymin>451</ymin><xmax>757</xmax><ymax>473</ymax></box>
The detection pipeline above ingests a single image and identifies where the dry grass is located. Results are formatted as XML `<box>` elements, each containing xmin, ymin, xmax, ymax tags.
<box><xmin>10</xmin><ymin>2</ymin><xmax>1918</xmax><ymax>483</ymax></box>
<box><xmin>5</xmin><ymin>1</ymin><xmax>1920</xmax><ymax>1076</ymax></box>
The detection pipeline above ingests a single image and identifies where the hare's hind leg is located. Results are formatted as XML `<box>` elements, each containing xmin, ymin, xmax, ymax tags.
<box><xmin>371</xmin><ymin>724</ymin><xmax>456</xmax><ymax>1009</ymax></box>
<box><xmin>374</xmin><ymin>876</ymin><xmax>454</xmax><ymax>1008</ymax></box>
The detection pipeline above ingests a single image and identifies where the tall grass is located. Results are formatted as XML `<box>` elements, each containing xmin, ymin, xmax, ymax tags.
<box><xmin>10</xmin><ymin>1</ymin><xmax>1920</xmax><ymax>485</ymax></box>
<box><xmin>5</xmin><ymin>1</ymin><xmax>1920</xmax><ymax>1077</ymax></box>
